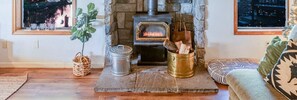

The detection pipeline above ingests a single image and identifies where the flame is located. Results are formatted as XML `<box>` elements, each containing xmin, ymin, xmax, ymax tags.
<box><xmin>45</xmin><ymin>5</ymin><xmax>72</xmax><ymax>28</ymax></box>
<box><xmin>143</xmin><ymin>32</ymin><xmax>164</xmax><ymax>37</ymax></box>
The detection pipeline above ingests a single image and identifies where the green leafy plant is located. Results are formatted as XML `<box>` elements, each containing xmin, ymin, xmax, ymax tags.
<box><xmin>70</xmin><ymin>3</ymin><xmax>98</xmax><ymax>56</ymax></box>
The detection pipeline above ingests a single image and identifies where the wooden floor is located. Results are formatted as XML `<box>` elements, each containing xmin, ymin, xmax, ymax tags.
<box><xmin>0</xmin><ymin>68</ymin><xmax>229</xmax><ymax>100</ymax></box>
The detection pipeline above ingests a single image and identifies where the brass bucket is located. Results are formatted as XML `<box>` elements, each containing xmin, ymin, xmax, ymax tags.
<box><xmin>167</xmin><ymin>51</ymin><xmax>194</xmax><ymax>78</ymax></box>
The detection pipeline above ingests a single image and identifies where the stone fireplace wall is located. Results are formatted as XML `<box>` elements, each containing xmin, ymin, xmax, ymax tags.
<box><xmin>193</xmin><ymin>0</ymin><xmax>206</xmax><ymax>67</ymax></box>
<box><xmin>104</xmin><ymin>0</ymin><xmax>206</xmax><ymax>67</ymax></box>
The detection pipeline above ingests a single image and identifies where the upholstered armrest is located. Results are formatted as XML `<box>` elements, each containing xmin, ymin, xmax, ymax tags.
<box><xmin>226</xmin><ymin>69</ymin><xmax>286</xmax><ymax>100</ymax></box>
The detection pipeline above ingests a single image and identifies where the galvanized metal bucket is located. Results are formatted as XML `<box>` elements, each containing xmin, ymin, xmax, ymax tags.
<box><xmin>110</xmin><ymin>45</ymin><xmax>133</xmax><ymax>76</ymax></box>
<box><xmin>167</xmin><ymin>51</ymin><xmax>194</xmax><ymax>78</ymax></box>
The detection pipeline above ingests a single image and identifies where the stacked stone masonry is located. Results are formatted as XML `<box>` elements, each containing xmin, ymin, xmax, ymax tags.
<box><xmin>104</xmin><ymin>0</ymin><xmax>206</xmax><ymax>66</ymax></box>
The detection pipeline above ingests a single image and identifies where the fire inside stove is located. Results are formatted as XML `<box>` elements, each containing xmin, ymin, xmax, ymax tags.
<box><xmin>143</xmin><ymin>32</ymin><xmax>164</xmax><ymax>37</ymax></box>
<box><xmin>136</xmin><ymin>22</ymin><xmax>169</xmax><ymax>41</ymax></box>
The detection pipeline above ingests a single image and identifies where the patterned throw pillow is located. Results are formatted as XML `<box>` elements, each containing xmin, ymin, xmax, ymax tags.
<box><xmin>265</xmin><ymin>40</ymin><xmax>297</xmax><ymax>99</ymax></box>
<box><xmin>258</xmin><ymin>36</ymin><xmax>287</xmax><ymax>76</ymax></box>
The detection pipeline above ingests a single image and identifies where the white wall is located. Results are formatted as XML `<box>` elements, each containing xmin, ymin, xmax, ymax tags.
<box><xmin>0</xmin><ymin>0</ymin><xmax>106</xmax><ymax>68</ymax></box>
<box><xmin>205</xmin><ymin>0</ymin><xmax>283</xmax><ymax>61</ymax></box>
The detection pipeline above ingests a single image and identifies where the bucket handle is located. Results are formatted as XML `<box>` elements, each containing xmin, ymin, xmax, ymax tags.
<box><xmin>75</xmin><ymin>52</ymin><xmax>82</xmax><ymax>58</ymax></box>
<box><xmin>74</xmin><ymin>52</ymin><xmax>88</xmax><ymax>63</ymax></box>
<box><xmin>117</xmin><ymin>45</ymin><xmax>125</xmax><ymax>50</ymax></box>
<box><xmin>173</xmin><ymin>56</ymin><xmax>176</xmax><ymax>61</ymax></box>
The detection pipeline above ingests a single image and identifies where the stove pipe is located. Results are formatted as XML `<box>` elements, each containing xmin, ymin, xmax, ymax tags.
<box><xmin>148</xmin><ymin>0</ymin><xmax>158</xmax><ymax>16</ymax></box>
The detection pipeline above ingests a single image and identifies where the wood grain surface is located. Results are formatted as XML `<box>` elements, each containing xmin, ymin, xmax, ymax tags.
<box><xmin>0</xmin><ymin>68</ymin><xmax>229</xmax><ymax>100</ymax></box>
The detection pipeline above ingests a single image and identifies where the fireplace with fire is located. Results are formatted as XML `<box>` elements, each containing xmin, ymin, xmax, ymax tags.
<box><xmin>133</xmin><ymin>0</ymin><xmax>172</xmax><ymax>65</ymax></box>
<box><xmin>22</xmin><ymin>0</ymin><xmax>73</xmax><ymax>30</ymax></box>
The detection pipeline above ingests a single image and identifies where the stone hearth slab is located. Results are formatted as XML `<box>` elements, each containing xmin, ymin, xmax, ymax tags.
<box><xmin>94</xmin><ymin>66</ymin><xmax>136</xmax><ymax>92</ymax></box>
<box><xmin>134</xmin><ymin>66</ymin><xmax>177</xmax><ymax>93</ymax></box>
<box><xmin>95</xmin><ymin>66</ymin><xmax>219</xmax><ymax>93</ymax></box>
<box><xmin>175</xmin><ymin>67</ymin><xmax>219</xmax><ymax>93</ymax></box>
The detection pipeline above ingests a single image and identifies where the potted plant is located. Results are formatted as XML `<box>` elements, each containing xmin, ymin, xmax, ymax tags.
<box><xmin>70</xmin><ymin>3</ymin><xmax>98</xmax><ymax>76</ymax></box>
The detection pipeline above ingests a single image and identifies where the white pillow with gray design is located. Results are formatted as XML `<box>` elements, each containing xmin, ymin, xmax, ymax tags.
<box><xmin>265</xmin><ymin>40</ymin><xmax>297</xmax><ymax>99</ymax></box>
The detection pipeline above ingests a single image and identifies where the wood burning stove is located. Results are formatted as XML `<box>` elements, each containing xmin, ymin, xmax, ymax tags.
<box><xmin>133</xmin><ymin>0</ymin><xmax>172</xmax><ymax>65</ymax></box>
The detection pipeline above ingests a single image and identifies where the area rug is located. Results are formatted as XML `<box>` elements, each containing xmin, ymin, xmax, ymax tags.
<box><xmin>95</xmin><ymin>66</ymin><xmax>219</xmax><ymax>93</ymax></box>
<box><xmin>0</xmin><ymin>73</ymin><xmax>28</xmax><ymax>100</ymax></box>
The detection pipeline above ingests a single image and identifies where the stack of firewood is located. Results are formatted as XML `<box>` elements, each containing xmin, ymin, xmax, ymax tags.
<box><xmin>163</xmin><ymin>22</ymin><xmax>193</xmax><ymax>54</ymax></box>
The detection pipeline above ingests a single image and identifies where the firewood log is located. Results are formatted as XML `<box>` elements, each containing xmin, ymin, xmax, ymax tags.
<box><xmin>179</xmin><ymin>43</ymin><xmax>190</xmax><ymax>54</ymax></box>
<box><xmin>175</xmin><ymin>41</ymin><xmax>182</xmax><ymax>51</ymax></box>
<box><xmin>163</xmin><ymin>39</ymin><xmax>178</xmax><ymax>52</ymax></box>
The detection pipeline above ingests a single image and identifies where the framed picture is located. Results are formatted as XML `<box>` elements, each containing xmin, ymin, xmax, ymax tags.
<box><xmin>13</xmin><ymin>0</ymin><xmax>77</xmax><ymax>35</ymax></box>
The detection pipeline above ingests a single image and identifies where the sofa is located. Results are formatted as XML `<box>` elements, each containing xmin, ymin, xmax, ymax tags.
<box><xmin>226</xmin><ymin>69</ymin><xmax>287</xmax><ymax>100</ymax></box>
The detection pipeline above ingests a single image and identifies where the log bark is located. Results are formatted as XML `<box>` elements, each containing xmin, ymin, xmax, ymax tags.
<box><xmin>163</xmin><ymin>39</ymin><xmax>178</xmax><ymax>52</ymax></box>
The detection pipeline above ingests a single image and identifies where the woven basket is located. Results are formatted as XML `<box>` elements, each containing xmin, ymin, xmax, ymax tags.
<box><xmin>73</xmin><ymin>52</ymin><xmax>91</xmax><ymax>76</ymax></box>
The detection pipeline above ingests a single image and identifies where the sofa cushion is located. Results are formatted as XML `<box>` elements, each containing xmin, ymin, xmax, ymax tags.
<box><xmin>207</xmin><ymin>58</ymin><xmax>259</xmax><ymax>85</ymax></box>
<box><xmin>228</xmin><ymin>86</ymin><xmax>240</xmax><ymax>100</ymax></box>
<box><xmin>258</xmin><ymin>36</ymin><xmax>287</xmax><ymax>77</ymax></box>
<box><xmin>265</xmin><ymin>40</ymin><xmax>297</xmax><ymax>99</ymax></box>
<box><xmin>226</xmin><ymin>69</ymin><xmax>286</xmax><ymax>100</ymax></box>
